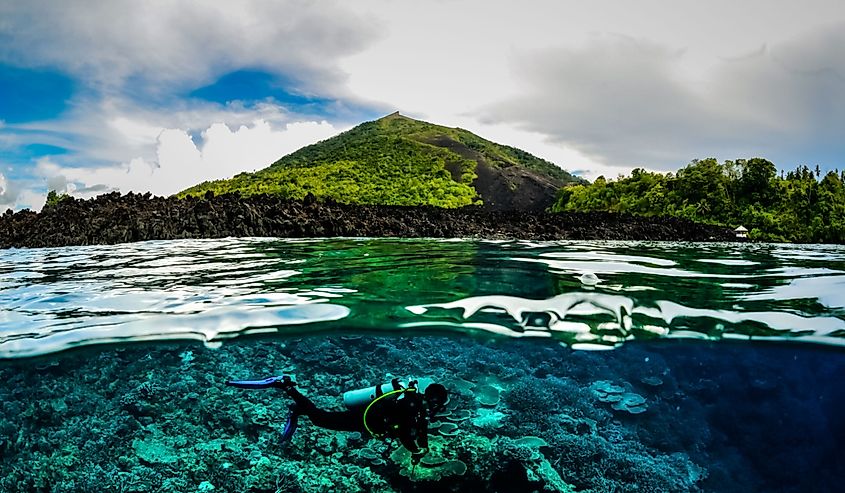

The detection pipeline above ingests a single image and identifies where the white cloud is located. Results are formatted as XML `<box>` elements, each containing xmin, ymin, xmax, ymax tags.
<box><xmin>341</xmin><ymin>1</ymin><xmax>845</xmax><ymax>174</ymax></box>
<box><xmin>38</xmin><ymin>118</ymin><xmax>343</xmax><ymax>197</ymax></box>
<box><xmin>15</xmin><ymin>97</ymin><xmax>331</xmax><ymax>167</ymax></box>
<box><xmin>480</xmin><ymin>24</ymin><xmax>845</xmax><ymax>170</ymax></box>
<box><xmin>0</xmin><ymin>172</ymin><xmax>42</xmax><ymax>211</ymax></box>
<box><xmin>16</xmin><ymin>190</ymin><xmax>49</xmax><ymax>212</ymax></box>
<box><xmin>0</xmin><ymin>0</ymin><xmax>382</xmax><ymax>96</ymax></box>
<box><xmin>0</xmin><ymin>173</ymin><xmax>14</xmax><ymax>207</ymax></box>
<box><xmin>343</xmin><ymin>0</ymin><xmax>844</xmax><ymax>111</ymax></box>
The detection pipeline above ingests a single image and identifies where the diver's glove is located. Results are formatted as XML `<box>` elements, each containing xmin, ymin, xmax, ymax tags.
<box><xmin>226</xmin><ymin>375</ymin><xmax>296</xmax><ymax>390</ymax></box>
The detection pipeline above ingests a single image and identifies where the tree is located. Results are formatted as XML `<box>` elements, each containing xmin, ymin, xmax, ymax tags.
<box><xmin>815</xmin><ymin>172</ymin><xmax>845</xmax><ymax>242</ymax></box>
<box><xmin>45</xmin><ymin>190</ymin><xmax>70</xmax><ymax>208</ymax></box>
<box><xmin>674</xmin><ymin>158</ymin><xmax>731</xmax><ymax>221</ymax></box>
<box><xmin>738</xmin><ymin>158</ymin><xmax>777</xmax><ymax>207</ymax></box>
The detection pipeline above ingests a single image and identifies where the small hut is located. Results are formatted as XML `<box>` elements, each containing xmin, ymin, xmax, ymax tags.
<box><xmin>734</xmin><ymin>226</ymin><xmax>748</xmax><ymax>239</ymax></box>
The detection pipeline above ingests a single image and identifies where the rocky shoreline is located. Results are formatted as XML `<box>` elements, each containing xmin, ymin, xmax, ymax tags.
<box><xmin>0</xmin><ymin>192</ymin><xmax>736</xmax><ymax>249</ymax></box>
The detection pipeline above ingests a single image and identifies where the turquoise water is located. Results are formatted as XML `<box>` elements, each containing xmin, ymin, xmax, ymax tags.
<box><xmin>1</xmin><ymin>238</ymin><xmax>844</xmax><ymax>492</ymax></box>
<box><xmin>1</xmin><ymin>238</ymin><xmax>844</xmax><ymax>357</ymax></box>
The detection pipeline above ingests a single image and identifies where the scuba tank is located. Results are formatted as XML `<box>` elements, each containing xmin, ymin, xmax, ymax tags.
<box><xmin>342</xmin><ymin>377</ymin><xmax>435</xmax><ymax>409</ymax></box>
<box><xmin>343</xmin><ymin>382</ymin><xmax>396</xmax><ymax>409</ymax></box>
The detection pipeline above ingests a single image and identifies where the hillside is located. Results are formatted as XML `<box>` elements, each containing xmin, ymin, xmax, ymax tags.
<box><xmin>553</xmin><ymin>158</ymin><xmax>845</xmax><ymax>243</ymax></box>
<box><xmin>178</xmin><ymin>113</ymin><xmax>584</xmax><ymax>211</ymax></box>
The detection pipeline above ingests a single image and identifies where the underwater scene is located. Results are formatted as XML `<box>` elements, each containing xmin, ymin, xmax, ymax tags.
<box><xmin>1</xmin><ymin>238</ymin><xmax>844</xmax><ymax>492</ymax></box>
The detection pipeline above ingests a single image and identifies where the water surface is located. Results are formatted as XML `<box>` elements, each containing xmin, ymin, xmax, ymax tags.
<box><xmin>1</xmin><ymin>238</ymin><xmax>844</xmax><ymax>492</ymax></box>
<box><xmin>2</xmin><ymin>238</ymin><xmax>844</xmax><ymax>358</ymax></box>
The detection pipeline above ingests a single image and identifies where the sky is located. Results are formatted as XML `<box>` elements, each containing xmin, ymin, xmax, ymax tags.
<box><xmin>1</xmin><ymin>0</ymin><xmax>843</xmax><ymax>211</ymax></box>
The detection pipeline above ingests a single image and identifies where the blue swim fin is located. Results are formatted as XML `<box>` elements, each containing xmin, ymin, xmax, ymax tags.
<box><xmin>280</xmin><ymin>410</ymin><xmax>299</xmax><ymax>443</ymax></box>
<box><xmin>226</xmin><ymin>375</ymin><xmax>292</xmax><ymax>389</ymax></box>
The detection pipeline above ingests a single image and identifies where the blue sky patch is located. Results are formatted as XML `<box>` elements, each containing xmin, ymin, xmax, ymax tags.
<box><xmin>23</xmin><ymin>143</ymin><xmax>68</xmax><ymax>157</ymax></box>
<box><xmin>186</xmin><ymin>69</ymin><xmax>386</xmax><ymax>122</ymax></box>
<box><xmin>190</xmin><ymin>69</ymin><xmax>323</xmax><ymax>108</ymax></box>
<box><xmin>0</xmin><ymin>64</ymin><xmax>75</xmax><ymax>123</ymax></box>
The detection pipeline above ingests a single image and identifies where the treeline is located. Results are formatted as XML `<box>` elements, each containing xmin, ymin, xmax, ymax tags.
<box><xmin>553</xmin><ymin>158</ymin><xmax>845</xmax><ymax>243</ymax></box>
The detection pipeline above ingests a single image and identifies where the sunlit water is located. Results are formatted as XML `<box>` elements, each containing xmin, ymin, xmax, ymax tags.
<box><xmin>2</xmin><ymin>238</ymin><xmax>844</xmax><ymax>492</ymax></box>
<box><xmin>2</xmin><ymin>238</ymin><xmax>844</xmax><ymax>358</ymax></box>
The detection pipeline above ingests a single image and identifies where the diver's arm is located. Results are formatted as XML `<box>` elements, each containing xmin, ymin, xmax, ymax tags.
<box><xmin>417</xmin><ymin>419</ymin><xmax>429</xmax><ymax>450</ymax></box>
<box><xmin>399</xmin><ymin>432</ymin><xmax>421</xmax><ymax>454</ymax></box>
<box><xmin>413</xmin><ymin>414</ymin><xmax>430</xmax><ymax>459</ymax></box>
<box><xmin>403</xmin><ymin>410</ymin><xmax>431</xmax><ymax>463</ymax></box>
<box><xmin>397</xmin><ymin>409</ymin><xmax>426</xmax><ymax>455</ymax></box>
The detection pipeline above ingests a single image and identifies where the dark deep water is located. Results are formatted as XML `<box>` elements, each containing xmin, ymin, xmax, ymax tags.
<box><xmin>1</xmin><ymin>238</ymin><xmax>843</xmax><ymax>492</ymax></box>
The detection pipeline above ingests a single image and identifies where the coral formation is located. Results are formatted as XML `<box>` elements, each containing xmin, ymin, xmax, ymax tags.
<box><xmin>610</xmin><ymin>393</ymin><xmax>647</xmax><ymax>414</ymax></box>
<box><xmin>590</xmin><ymin>380</ymin><xmax>648</xmax><ymax>414</ymax></box>
<box><xmin>1</xmin><ymin>335</ymin><xmax>838</xmax><ymax>492</ymax></box>
<box><xmin>473</xmin><ymin>384</ymin><xmax>501</xmax><ymax>407</ymax></box>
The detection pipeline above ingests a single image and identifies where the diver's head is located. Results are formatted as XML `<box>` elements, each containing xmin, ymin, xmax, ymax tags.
<box><xmin>423</xmin><ymin>383</ymin><xmax>448</xmax><ymax>416</ymax></box>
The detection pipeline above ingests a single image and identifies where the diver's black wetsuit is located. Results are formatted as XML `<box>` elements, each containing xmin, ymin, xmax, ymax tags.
<box><xmin>285</xmin><ymin>386</ymin><xmax>430</xmax><ymax>454</ymax></box>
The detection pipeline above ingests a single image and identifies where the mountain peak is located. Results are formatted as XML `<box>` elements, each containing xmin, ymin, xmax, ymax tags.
<box><xmin>378</xmin><ymin>111</ymin><xmax>414</xmax><ymax>122</ymax></box>
<box><xmin>179</xmin><ymin>115</ymin><xmax>584</xmax><ymax>210</ymax></box>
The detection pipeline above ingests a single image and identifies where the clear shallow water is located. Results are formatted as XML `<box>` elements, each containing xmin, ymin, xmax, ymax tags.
<box><xmin>2</xmin><ymin>238</ymin><xmax>844</xmax><ymax>359</ymax></box>
<box><xmin>2</xmin><ymin>238</ymin><xmax>845</xmax><ymax>492</ymax></box>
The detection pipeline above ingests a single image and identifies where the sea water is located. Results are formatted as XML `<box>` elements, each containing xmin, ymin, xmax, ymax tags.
<box><xmin>1</xmin><ymin>238</ymin><xmax>843</xmax><ymax>492</ymax></box>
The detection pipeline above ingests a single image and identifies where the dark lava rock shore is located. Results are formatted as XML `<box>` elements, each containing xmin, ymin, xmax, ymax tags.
<box><xmin>0</xmin><ymin>192</ymin><xmax>736</xmax><ymax>249</ymax></box>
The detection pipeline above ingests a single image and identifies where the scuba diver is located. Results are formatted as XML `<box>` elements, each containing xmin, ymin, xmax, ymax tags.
<box><xmin>226</xmin><ymin>375</ymin><xmax>448</xmax><ymax>464</ymax></box>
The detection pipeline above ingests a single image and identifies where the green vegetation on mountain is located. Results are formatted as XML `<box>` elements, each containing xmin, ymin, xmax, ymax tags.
<box><xmin>178</xmin><ymin>113</ymin><xmax>582</xmax><ymax>208</ymax></box>
<box><xmin>553</xmin><ymin>158</ymin><xmax>845</xmax><ymax>243</ymax></box>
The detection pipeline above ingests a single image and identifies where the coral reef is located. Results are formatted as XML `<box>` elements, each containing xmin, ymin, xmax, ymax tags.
<box><xmin>1</xmin><ymin>336</ymin><xmax>842</xmax><ymax>492</ymax></box>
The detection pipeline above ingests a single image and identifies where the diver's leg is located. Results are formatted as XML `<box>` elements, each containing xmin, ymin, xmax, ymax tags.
<box><xmin>284</xmin><ymin>386</ymin><xmax>319</xmax><ymax>412</ymax></box>
<box><xmin>285</xmin><ymin>388</ymin><xmax>362</xmax><ymax>433</ymax></box>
